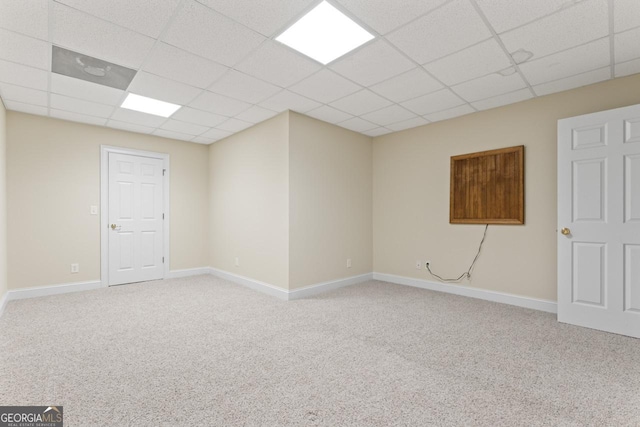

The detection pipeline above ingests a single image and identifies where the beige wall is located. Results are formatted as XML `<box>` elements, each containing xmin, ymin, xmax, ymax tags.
<box><xmin>7</xmin><ymin>112</ymin><xmax>209</xmax><ymax>290</ymax></box>
<box><xmin>373</xmin><ymin>73</ymin><xmax>640</xmax><ymax>302</ymax></box>
<box><xmin>289</xmin><ymin>112</ymin><xmax>372</xmax><ymax>289</ymax></box>
<box><xmin>0</xmin><ymin>101</ymin><xmax>6</xmax><ymax>300</ymax></box>
<box><xmin>208</xmin><ymin>112</ymin><xmax>290</xmax><ymax>289</ymax></box>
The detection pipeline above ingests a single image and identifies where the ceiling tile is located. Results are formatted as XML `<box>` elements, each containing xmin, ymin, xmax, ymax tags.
<box><xmin>330</xmin><ymin>39</ymin><xmax>414</xmax><ymax>86</ymax></box>
<box><xmin>289</xmin><ymin>70</ymin><xmax>361</xmax><ymax>104</ymax></box>
<box><xmin>363</xmin><ymin>127</ymin><xmax>393</xmax><ymax>137</ymax></box>
<box><xmin>235</xmin><ymin>41</ymin><xmax>321</xmax><ymax>88</ymax></box>
<box><xmin>52</xmin><ymin>3</ymin><xmax>156</xmax><ymax>69</ymax></box>
<box><xmin>160</xmin><ymin>119</ymin><xmax>209</xmax><ymax>136</ymax></box>
<box><xmin>217</xmin><ymin>118</ymin><xmax>254</xmax><ymax>132</ymax></box>
<box><xmin>336</xmin><ymin>0</ymin><xmax>448</xmax><ymax>35</ymax></box>
<box><xmin>615</xmin><ymin>27</ymin><xmax>640</xmax><ymax>64</ymax></box>
<box><xmin>260</xmin><ymin>90</ymin><xmax>321</xmax><ymax>113</ymax></box>
<box><xmin>111</xmin><ymin>108</ymin><xmax>167</xmax><ymax>128</ymax></box>
<box><xmin>330</xmin><ymin>90</ymin><xmax>392</xmax><ymax>116</ymax></box>
<box><xmin>305</xmin><ymin>105</ymin><xmax>354</xmax><ymax>124</ymax></box>
<box><xmin>386</xmin><ymin>116</ymin><xmax>429</xmax><ymax>131</ymax></box>
<box><xmin>55</xmin><ymin>0</ymin><xmax>181</xmax><ymax>38</ymax></box>
<box><xmin>153</xmin><ymin>129</ymin><xmax>194</xmax><ymax>141</ymax></box>
<box><xmin>425</xmin><ymin>39</ymin><xmax>513</xmax><ymax>86</ymax></box>
<box><xmin>191</xmin><ymin>136</ymin><xmax>214</xmax><ymax>144</ymax></box>
<box><xmin>0</xmin><ymin>29</ymin><xmax>50</xmax><ymax>70</ymax></box>
<box><xmin>452</xmin><ymin>72</ymin><xmax>527</xmax><ymax>102</ymax></box>
<box><xmin>201</xmin><ymin>127</ymin><xmax>232</xmax><ymax>141</ymax></box>
<box><xmin>0</xmin><ymin>0</ymin><xmax>48</xmax><ymax>40</ymax></box>
<box><xmin>361</xmin><ymin>105</ymin><xmax>415</xmax><ymax>126</ymax></box>
<box><xmin>188</xmin><ymin>91</ymin><xmax>251</xmax><ymax>117</ymax></box>
<box><xmin>476</xmin><ymin>0</ymin><xmax>581</xmax><ymax>34</ymax></box>
<box><xmin>401</xmin><ymin>89</ymin><xmax>466</xmax><ymax>116</ymax></box>
<box><xmin>0</xmin><ymin>60</ymin><xmax>48</xmax><ymax>90</ymax></box>
<box><xmin>51</xmin><ymin>73</ymin><xmax>125</xmax><ymax>106</ymax></box>
<box><xmin>162</xmin><ymin>1</ymin><xmax>265</xmax><ymax>67</ymax></box>
<box><xmin>196</xmin><ymin>0</ymin><xmax>315</xmax><ymax>37</ymax></box>
<box><xmin>370</xmin><ymin>68</ymin><xmax>442</xmax><ymax>103</ymax></box>
<box><xmin>3</xmin><ymin>100</ymin><xmax>48</xmax><ymax>116</ymax></box>
<box><xmin>208</xmin><ymin>70</ymin><xmax>280</xmax><ymax>104</ymax></box>
<box><xmin>519</xmin><ymin>38</ymin><xmax>610</xmax><ymax>85</ymax></box>
<box><xmin>616</xmin><ymin>58</ymin><xmax>640</xmax><ymax>78</ymax></box>
<box><xmin>235</xmin><ymin>105</ymin><xmax>279</xmax><ymax>124</ymax></box>
<box><xmin>0</xmin><ymin>83</ymin><xmax>48</xmax><ymax>106</ymax></box>
<box><xmin>143</xmin><ymin>43</ymin><xmax>229</xmax><ymax>89</ymax></box>
<box><xmin>337</xmin><ymin>117</ymin><xmax>378</xmax><ymax>132</ymax></box>
<box><xmin>533</xmin><ymin>67</ymin><xmax>610</xmax><ymax>96</ymax></box>
<box><xmin>50</xmin><ymin>109</ymin><xmax>108</xmax><ymax>126</ymax></box>
<box><xmin>171</xmin><ymin>107</ymin><xmax>227</xmax><ymax>127</ymax></box>
<box><xmin>423</xmin><ymin>104</ymin><xmax>475</xmax><ymax>122</ymax></box>
<box><xmin>613</xmin><ymin>0</ymin><xmax>640</xmax><ymax>33</ymax></box>
<box><xmin>50</xmin><ymin>93</ymin><xmax>115</xmax><ymax>118</ymax></box>
<box><xmin>107</xmin><ymin>120</ymin><xmax>155</xmax><ymax>134</ymax></box>
<box><xmin>128</xmin><ymin>72</ymin><xmax>202</xmax><ymax>105</ymax></box>
<box><xmin>499</xmin><ymin>0</ymin><xmax>608</xmax><ymax>61</ymax></box>
<box><xmin>387</xmin><ymin>0</ymin><xmax>492</xmax><ymax>64</ymax></box>
<box><xmin>471</xmin><ymin>88</ymin><xmax>533</xmax><ymax>110</ymax></box>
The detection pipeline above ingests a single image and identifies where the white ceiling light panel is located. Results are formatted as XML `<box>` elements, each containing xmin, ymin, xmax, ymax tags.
<box><xmin>120</xmin><ymin>93</ymin><xmax>181</xmax><ymax>117</ymax></box>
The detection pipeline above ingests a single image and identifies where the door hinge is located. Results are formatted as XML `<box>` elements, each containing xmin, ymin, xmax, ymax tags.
<box><xmin>163</xmin><ymin>169</ymin><xmax>166</xmax><ymax>176</ymax></box>
<box><xmin>162</xmin><ymin>257</ymin><xmax>165</xmax><ymax>263</ymax></box>
<box><xmin>162</xmin><ymin>213</ymin><xmax>165</xmax><ymax>220</ymax></box>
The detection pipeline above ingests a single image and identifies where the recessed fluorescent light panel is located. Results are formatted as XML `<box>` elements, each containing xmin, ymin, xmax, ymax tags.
<box><xmin>276</xmin><ymin>1</ymin><xmax>374</xmax><ymax>65</ymax></box>
<box><xmin>121</xmin><ymin>93</ymin><xmax>181</xmax><ymax>117</ymax></box>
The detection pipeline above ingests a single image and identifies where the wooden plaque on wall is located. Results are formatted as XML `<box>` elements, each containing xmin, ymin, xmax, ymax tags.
<box><xmin>450</xmin><ymin>145</ymin><xmax>524</xmax><ymax>224</ymax></box>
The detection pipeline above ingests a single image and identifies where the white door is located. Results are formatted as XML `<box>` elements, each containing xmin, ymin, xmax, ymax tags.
<box><xmin>558</xmin><ymin>103</ymin><xmax>640</xmax><ymax>338</ymax></box>
<box><xmin>108</xmin><ymin>152</ymin><xmax>164</xmax><ymax>286</ymax></box>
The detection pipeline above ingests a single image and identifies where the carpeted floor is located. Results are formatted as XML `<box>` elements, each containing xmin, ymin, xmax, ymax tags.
<box><xmin>0</xmin><ymin>276</ymin><xmax>639</xmax><ymax>426</ymax></box>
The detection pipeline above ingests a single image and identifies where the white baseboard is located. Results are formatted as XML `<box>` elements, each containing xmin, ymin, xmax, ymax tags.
<box><xmin>373</xmin><ymin>272</ymin><xmax>557</xmax><ymax>313</ymax></box>
<box><xmin>208</xmin><ymin>267</ymin><xmax>289</xmax><ymax>300</ymax></box>
<box><xmin>0</xmin><ymin>291</ymin><xmax>8</xmax><ymax>318</ymax></box>
<box><xmin>167</xmin><ymin>267</ymin><xmax>211</xmax><ymax>279</ymax></box>
<box><xmin>6</xmin><ymin>280</ymin><xmax>104</xmax><ymax>302</ymax></box>
<box><xmin>288</xmin><ymin>273</ymin><xmax>373</xmax><ymax>300</ymax></box>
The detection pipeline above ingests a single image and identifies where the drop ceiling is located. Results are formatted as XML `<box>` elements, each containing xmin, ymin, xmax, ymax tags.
<box><xmin>0</xmin><ymin>0</ymin><xmax>638</xmax><ymax>144</ymax></box>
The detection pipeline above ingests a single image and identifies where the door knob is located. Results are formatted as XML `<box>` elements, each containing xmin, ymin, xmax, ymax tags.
<box><xmin>110</xmin><ymin>224</ymin><xmax>117</xmax><ymax>230</ymax></box>
<box><xmin>561</xmin><ymin>227</ymin><xmax>571</xmax><ymax>235</ymax></box>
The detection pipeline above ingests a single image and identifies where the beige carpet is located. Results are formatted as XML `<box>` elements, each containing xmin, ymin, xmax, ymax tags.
<box><xmin>0</xmin><ymin>276</ymin><xmax>639</xmax><ymax>426</ymax></box>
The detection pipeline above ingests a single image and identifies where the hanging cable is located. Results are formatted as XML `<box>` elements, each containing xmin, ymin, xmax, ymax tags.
<box><xmin>426</xmin><ymin>224</ymin><xmax>489</xmax><ymax>282</ymax></box>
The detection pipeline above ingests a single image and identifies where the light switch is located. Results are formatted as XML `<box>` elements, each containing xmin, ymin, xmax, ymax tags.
<box><xmin>90</xmin><ymin>205</ymin><xmax>98</xmax><ymax>215</ymax></box>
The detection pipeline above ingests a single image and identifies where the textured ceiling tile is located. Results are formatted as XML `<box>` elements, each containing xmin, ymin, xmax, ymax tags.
<box><xmin>235</xmin><ymin>41</ymin><xmax>321</xmax><ymax>88</ymax></box>
<box><xmin>305</xmin><ymin>105</ymin><xmax>354</xmax><ymax>124</ymax></box>
<box><xmin>3</xmin><ymin>100</ymin><xmax>48</xmax><ymax>116</ymax></box>
<box><xmin>423</xmin><ymin>104</ymin><xmax>475</xmax><ymax>123</ymax></box>
<box><xmin>111</xmin><ymin>108</ymin><xmax>167</xmax><ymax>127</ymax></box>
<box><xmin>217</xmin><ymin>118</ymin><xmax>254</xmax><ymax>132</ymax></box>
<box><xmin>613</xmin><ymin>0</ymin><xmax>640</xmax><ymax>33</ymax></box>
<box><xmin>337</xmin><ymin>117</ymin><xmax>378</xmax><ymax>132</ymax></box>
<box><xmin>153</xmin><ymin>128</ymin><xmax>194</xmax><ymax>141</ymax></box>
<box><xmin>370</xmin><ymin>68</ymin><xmax>442</xmax><ymax>103</ymax></box>
<box><xmin>424</xmin><ymin>39</ymin><xmax>513</xmax><ymax>86</ymax></box>
<box><xmin>50</xmin><ymin>93</ymin><xmax>115</xmax><ymax>118</ymax></box>
<box><xmin>55</xmin><ymin>0</ymin><xmax>181</xmax><ymax>38</ymax></box>
<box><xmin>162</xmin><ymin>1</ymin><xmax>265</xmax><ymax>67</ymax></box>
<box><xmin>363</xmin><ymin>127</ymin><xmax>393</xmax><ymax>137</ymax></box>
<box><xmin>330</xmin><ymin>40</ymin><xmax>414</xmax><ymax>86</ymax></box>
<box><xmin>0</xmin><ymin>0</ymin><xmax>48</xmax><ymax>40</ymax></box>
<box><xmin>160</xmin><ymin>119</ymin><xmax>209</xmax><ymax>136</ymax></box>
<box><xmin>387</xmin><ymin>0</ymin><xmax>492</xmax><ymax>64</ymax></box>
<box><xmin>0</xmin><ymin>29</ymin><xmax>50</xmax><ymax>70</ymax></box>
<box><xmin>260</xmin><ymin>90</ymin><xmax>321</xmax><ymax>113</ymax></box>
<box><xmin>533</xmin><ymin>67</ymin><xmax>610</xmax><ymax>96</ymax></box>
<box><xmin>616</xmin><ymin>58</ymin><xmax>640</xmax><ymax>78</ymax></box>
<box><xmin>401</xmin><ymin>89</ymin><xmax>466</xmax><ymax>116</ymax></box>
<box><xmin>51</xmin><ymin>73</ymin><xmax>125</xmax><ymax>106</ymax></box>
<box><xmin>107</xmin><ymin>120</ymin><xmax>155</xmax><ymax>134</ymax></box>
<box><xmin>0</xmin><ymin>83</ymin><xmax>48</xmax><ymax>106</ymax></box>
<box><xmin>0</xmin><ymin>60</ymin><xmax>48</xmax><ymax>90</ymax></box>
<box><xmin>50</xmin><ymin>109</ymin><xmax>107</xmax><ymax>126</ymax></box>
<box><xmin>289</xmin><ymin>70</ymin><xmax>361</xmax><ymax>104</ymax></box>
<box><xmin>201</xmin><ymin>127</ymin><xmax>232</xmax><ymax>141</ymax></box>
<box><xmin>53</xmin><ymin>3</ymin><xmax>156</xmax><ymax>69</ymax></box>
<box><xmin>143</xmin><ymin>43</ymin><xmax>229</xmax><ymax>89</ymax></box>
<box><xmin>330</xmin><ymin>89</ymin><xmax>392</xmax><ymax>116</ymax></box>
<box><xmin>615</xmin><ymin>27</ymin><xmax>640</xmax><ymax>64</ymax></box>
<box><xmin>471</xmin><ymin>88</ymin><xmax>533</xmax><ymax>110</ymax></box>
<box><xmin>336</xmin><ymin>0</ymin><xmax>448</xmax><ymax>34</ymax></box>
<box><xmin>170</xmin><ymin>106</ymin><xmax>227</xmax><ymax>127</ymax></box>
<box><xmin>386</xmin><ymin>116</ymin><xmax>429</xmax><ymax>131</ymax></box>
<box><xmin>361</xmin><ymin>105</ymin><xmax>415</xmax><ymax>126</ymax></box>
<box><xmin>208</xmin><ymin>70</ymin><xmax>280</xmax><ymax>104</ymax></box>
<box><xmin>128</xmin><ymin>72</ymin><xmax>202</xmax><ymax>105</ymax></box>
<box><xmin>476</xmin><ymin>0</ymin><xmax>580</xmax><ymax>34</ymax></box>
<box><xmin>235</xmin><ymin>105</ymin><xmax>279</xmax><ymax>124</ymax></box>
<box><xmin>500</xmin><ymin>0</ymin><xmax>608</xmax><ymax>61</ymax></box>
<box><xmin>191</xmin><ymin>136</ymin><xmax>215</xmax><ymax>144</ymax></box>
<box><xmin>519</xmin><ymin>38</ymin><xmax>610</xmax><ymax>85</ymax></box>
<box><xmin>188</xmin><ymin>91</ymin><xmax>252</xmax><ymax>117</ymax></box>
<box><xmin>452</xmin><ymin>72</ymin><xmax>527</xmax><ymax>102</ymax></box>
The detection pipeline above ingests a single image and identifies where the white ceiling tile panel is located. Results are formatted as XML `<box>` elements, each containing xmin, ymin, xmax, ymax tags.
<box><xmin>337</xmin><ymin>117</ymin><xmax>378</xmax><ymax>132</ymax></box>
<box><xmin>330</xmin><ymin>90</ymin><xmax>392</xmax><ymax>116</ymax></box>
<box><xmin>387</xmin><ymin>0</ymin><xmax>492</xmax><ymax>64</ymax></box>
<box><xmin>170</xmin><ymin>107</ymin><xmax>227</xmax><ymax>127</ymax></box>
<box><xmin>260</xmin><ymin>90</ymin><xmax>321</xmax><ymax>113</ymax></box>
<box><xmin>143</xmin><ymin>43</ymin><xmax>229</xmax><ymax>89</ymax></box>
<box><xmin>330</xmin><ymin>40</ymin><xmax>415</xmax><ymax>86</ymax></box>
<box><xmin>361</xmin><ymin>105</ymin><xmax>415</xmax><ymax>126</ymax></box>
<box><xmin>424</xmin><ymin>39</ymin><xmax>513</xmax><ymax>86</ymax></box>
<box><xmin>289</xmin><ymin>70</ymin><xmax>361</xmax><ymax>104</ymax></box>
<box><xmin>208</xmin><ymin>70</ymin><xmax>280</xmax><ymax>104</ymax></box>
<box><xmin>153</xmin><ymin>129</ymin><xmax>194</xmax><ymax>141</ymax></box>
<box><xmin>217</xmin><ymin>118</ymin><xmax>254</xmax><ymax>132</ymax></box>
<box><xmin>235</xmin><ymin>41</ymin><xmax>321</xmax><ymax>88</ymax></box>
<box><xmin>499</xmin><ymin>0</ymin><xmax>608</xmax><ymax>61</ymax></box>
<box><xmin>471</xmin><ymin>88</ymin><xmax>533</xmax><ymax>110</ymax></box>
<box><xmin>452</xmin><ymin>72</ymin><xmax>527</xmax><ymax>102</ymax></box>
<box><xmin>0</xmin><ymin>29</ymin><xmax>50</xmax><ymax>70</ymax></box>
<box><xmin>305</xmin><ymin>105</ymin><xmax>354</xmax><ymax>124</ymax></box>
<box><xmin>196</xmin><ymin>0</ymin><xmax>315</xmax><ymax>37</ymax></box>
<box><xmin>363</xmin><ymin>127</ymin><xmax>393</xmax><ymax>137</ymax></box>
<box><xmin>50</xmin><ymin>93</ymin><xmax>115</xmax><ymax>118</ymax></box>
<box><xmin>201</xmin><ymin>127</ymin><xmax>232</xmax><ymax>141</ymax></box>
<box><xmin>111</xmin><ymin>108</ymin><xmax>167</xmax><ymax>128</ymax></box>
<box><xmin>0</xmin><ymin>60</ymin><xmax>48</xmax><ymax>91</ymax></box>
<box><xmin>3</xmin><ymin>100</ymin><xmax>48</xmax><ymax>116</ymax></box>
<box><xmin>533</xmin><ymin>67</ymin><xmax>610</xmax><ymax>96</ymax></box>
<box><xmin>0</xmin><ymin>0</ymin><xmax>48</xmax><ymax>40</ymax></box>
<box><xmin>107</xmin><ymin>120</ymin><xmax>155</xmax><ymax>134</ymax></box>
<box><xmin>0</xmin><ymin>83</ymin><xmax>48</xmax><ymax>106</ymax></box>
<box><xmin>191</xmin><ymin>136</ymin><xmax>215</xmax><ymax>144</ymax></box>
<box><xmin>55</xmin><ymin>0</ymin><xmax>181</xmax><ymax>38</ymax></box>
<box><xmin>336</xmin><ymin>0</ymin><xmax>448</xmax><ymax>35</ymax></box>
<box><xmin>235</xmin><ymin>105</ymin><xmax>279</xmax><ymax>124</ymax></box>
<box><xmin>128</xmin><ymin>72</ymin><xmax>202</xmax><ymax>105</ymax></box>
<box><xmin>50</xmin><ymin>109</ymin><xmax>108</xmax><ymax>126</ymax></box>
<box><xmin>616</xmin><ymin>58</ymin><xmax>640</xmax><ymax>78</ymax></box>
<box><xmin>519</xmin><ymin>38</ymin><xmax>610</xmax><ymax>85</ymax></box>
<box><xmin>615</xmin><ymin>27</ymin><xmax>640</xmax><ymax>64</ymax></box>
<box><xmin>613</xmin><ymin>0</ymin><xmax>640</xmax><ymax>33</ymax></box>
<box><xmin>476</xmin><ymin>0</ymin><xmax>584</xmax><ymax>34</ymax></box>
<box><xmin>188</xmin><ymin>91</ymin><xmax>252</xmax><ymax>117</ymax></box>
<box><xmin>160</xmin><ymin>119</ymin><xmax>209</xmax><ymax>136</ymax></box>
<box><xmin>52</xmin><ymin>3</ymin><xmax>156</xmax><ymax>69</ymax></box>
<box><xmin>423</xmin><ymin>104</ymin><xmax>475</xmax><ymax>122</ymax></box>
<box><xmin>162</xmin><ymin>1</ymin><xmax>265</xmax><ymax>67</ymax></box>
<box><xmin>370</xmin><ymin>68</ymin><xmax>443</xmax><ymax>103</ymax></box>
<box><xmin>386</xmin><ymin>116</ymin><xmax>429</xmax><ymax>131</ymax></box>
<box><xmin>401</xmin><ymin>89</ymin><xmax>466</xmax><ymax>116</ymax></box>
<box><xmin>51</xmin><ymin>73</ymin><xmax>124</xmax><ymax>106</ymax></box>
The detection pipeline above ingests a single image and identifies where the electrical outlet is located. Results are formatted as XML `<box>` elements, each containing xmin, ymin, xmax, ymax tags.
<box><xmin>347</xmin><ymin>258</ymin><xmax>352</xmax><ymax>268</ymax></box>
<box><xmin>416</xmin><ymin>260</ymin><xmax>421</xmax><ymax>269</ymax></box>
<box><xmin>90</xmin><ymin>205</ymin><xmax>98</xmax><ymax>215</ymax></box>
<box><xmin>71</xmin><ymin>263</ymin><xmax>79</xmax><ymax>273</ymax></box>
<box><xmin>234</xmin><ymin>257</ymin><xmax>240</xmax><ymax>267</ymax></box>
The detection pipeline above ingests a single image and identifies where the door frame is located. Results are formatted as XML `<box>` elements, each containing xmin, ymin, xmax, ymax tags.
<box><xmin>100</xmin><ymin>145</ymin><xmax>170</xmax><ymax>287</ymax></box>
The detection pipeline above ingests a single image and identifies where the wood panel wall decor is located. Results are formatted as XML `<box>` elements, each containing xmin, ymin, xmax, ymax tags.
<box><xmin>450</xmin><ymin>145</ymin><xmax>524</xmax><ymax>224</ymax></box>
